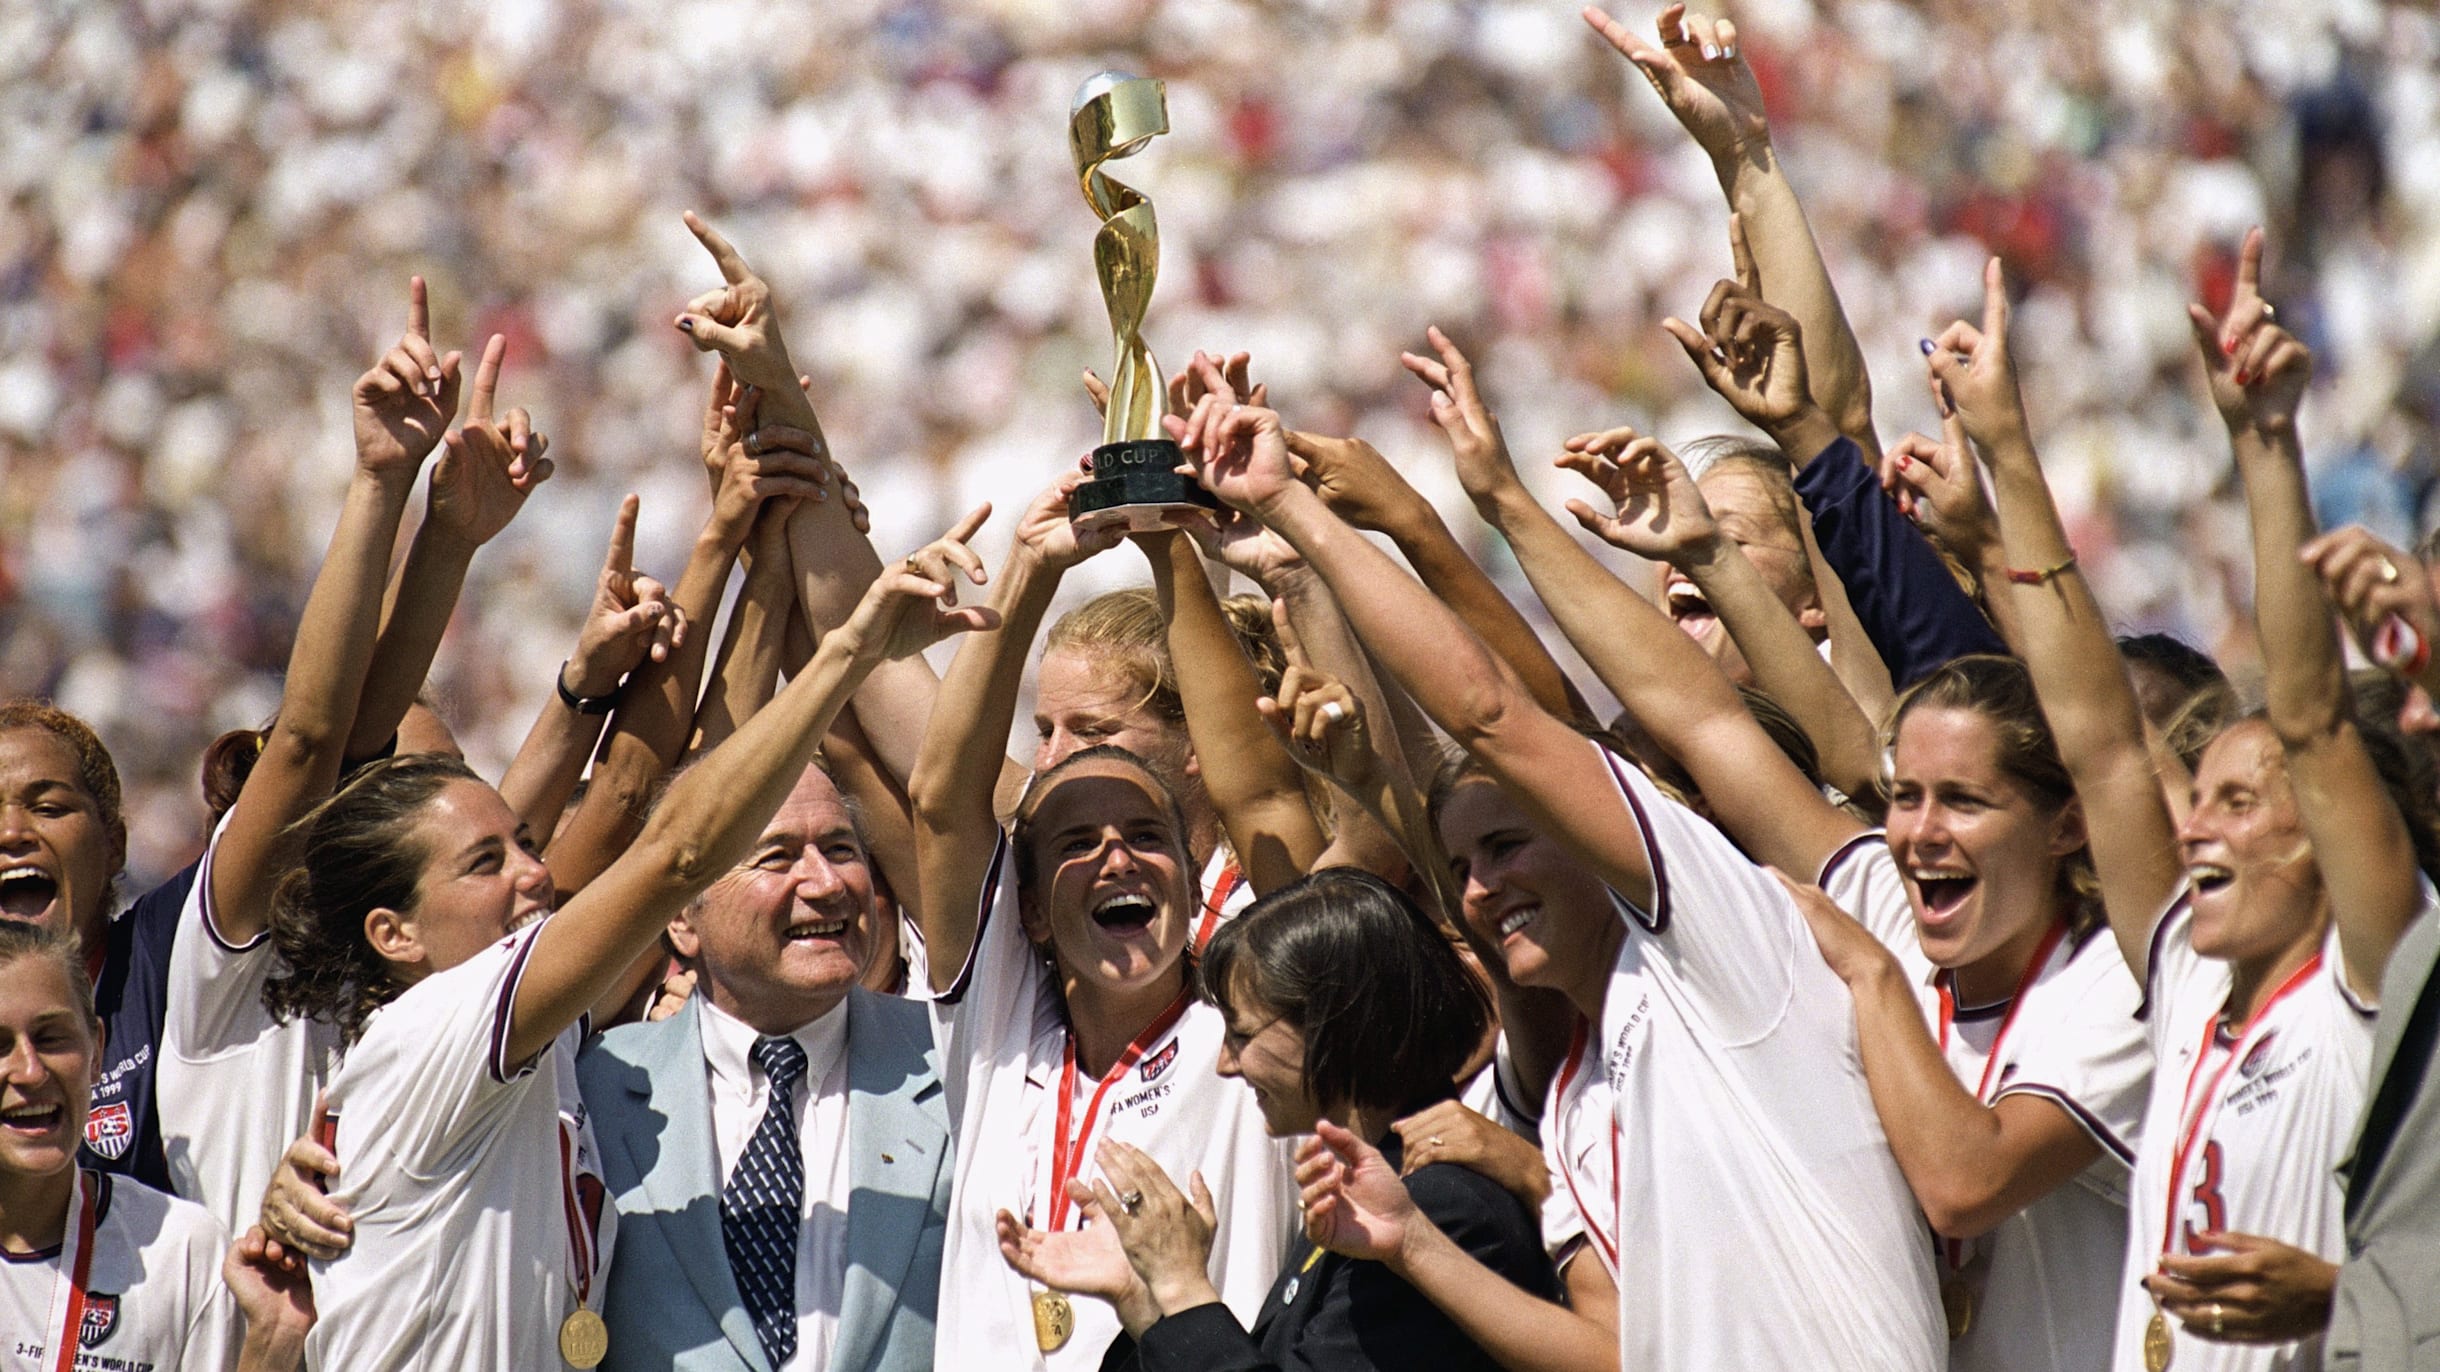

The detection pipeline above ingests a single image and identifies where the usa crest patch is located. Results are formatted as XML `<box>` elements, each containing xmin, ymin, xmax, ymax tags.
<box><xmin>84</xmin><ymin>1101</ymin><xmax>134</xmax><ymax>1159</ymax></box>
<box><xmin>80</xmin><ymin>1292</ymin><xmax>119</xmax><ymax>1347</ymax></box>
<box><xmin>1140</xmin><ymin>1039</ymin><xmax>1179</xmax><ymax>1082</ymax></box>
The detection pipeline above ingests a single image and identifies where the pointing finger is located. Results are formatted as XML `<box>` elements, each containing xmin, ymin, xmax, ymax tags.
<box><xmin>1728</xmin><ymin>213</ymin><xmax>1758</xmax><ymax>294</ymax></box>
<box><xmin>1980</xmin><ymin>257</ymin><xmax>2010</xmax><ymax>348</ymax></box>
<box><xmin>604</xmin><ymin>494</ymin><xmax>639</xmax><ymax>578</ymax></box>
<box><xmin>469</xmin><ymin>334</ymin><xmax>506</xmax><ymax>424</ymax></box>
<box><xmin>684</xmin><ymin>210</ymin><xmax>753</xmax><ymax>285</ymax></box>
<box><xmin>2234</xmin><ymin>225</ymin><xmax>2264</xmax><ymax>307</ymax></box>
<box><xmin>1270</xmin><ymin>597</ymin><xmax>1313</xmax><ymax>672</ymax></box>
<box><xmin>407</xmin><ymin>275</ymin><xmax>430</xmax><ymax>341</ymax></box>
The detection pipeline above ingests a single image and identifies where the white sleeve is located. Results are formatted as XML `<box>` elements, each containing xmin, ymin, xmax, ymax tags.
<box><xmin>1993</xmin><ymin>932</ymin><xmax>2150</xmax><ymax>1171</ymax></box>
<box><xmin>1538</xmin><ymin>1164</ymin><xmax>1589</xmax><ymax>1262</ymax></box>
<box><xmin>165</xmin><ymin>821</ymin><xmax>280</xmax><ymax>1063</ymax></box>
<box><xmin>343</xmin><ymin>923</ymin><xmax>553</xmax><ymax>1173</ymax></box>
<box><xmin>179</xmin><ymin>1231</ymin><xmax>243</xmax><ymax>1372</ymax></box>
<box><xmin>1817</xmin><ymin>832</ymin><xmax>1918</xmax><ymax>955</ymax></box>
<box><xmin>2138</xmin><ymin>890</ymin><xmax>2214</xmax><ymax>1055</ymax></box>
<box><xmin>926</xmin><ymin>833</ymin><xmax>1037</xmax><ymax>1126</ymax></box>
<box><xmin>1594</xmin><ymin>744</ymin><xmax>1800</xmax><ymax>1046</ymax></box>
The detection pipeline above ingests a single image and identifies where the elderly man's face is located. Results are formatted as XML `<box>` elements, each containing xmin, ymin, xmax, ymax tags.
<box><xmin>672</xmin><ymin>767</ymin><xmax>878</xmax><ymax>1032</ymax></box>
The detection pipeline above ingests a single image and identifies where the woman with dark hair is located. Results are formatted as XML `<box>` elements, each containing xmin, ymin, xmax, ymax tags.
<box><xmin>999</xmin><ymin>867</ymin><xmax>1554</xmax><ymax>1371</ymax></box>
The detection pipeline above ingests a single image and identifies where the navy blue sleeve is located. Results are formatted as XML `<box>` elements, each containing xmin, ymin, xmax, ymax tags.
<box><xmin>1791</xmin><ymin>435</ymin><xmax>2007</xmax><ymax>686</ymax></box>
<box><xmin>85</xmin><ymin>861</ymin><xmax>197</xmax><ymax>1189</ymax></box>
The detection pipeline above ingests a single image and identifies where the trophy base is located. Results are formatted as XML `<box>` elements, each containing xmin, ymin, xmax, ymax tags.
<box><xmin>1070</xmin><ymin>439</ymin><xmax>1218</xmax><ymax>534</ymax></box>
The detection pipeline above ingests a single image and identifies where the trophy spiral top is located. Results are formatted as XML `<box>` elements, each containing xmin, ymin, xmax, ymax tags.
<box><xmin>1069</xmin><ymin>72</ymin><xmax>1171</xmax><ymax>447</ymax></box>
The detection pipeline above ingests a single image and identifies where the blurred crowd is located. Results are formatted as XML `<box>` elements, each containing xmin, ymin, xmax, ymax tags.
<box><xmin>4</xmin><ymin>0</ymin><xmax>2436</xmax><ymax>888</ymax></box>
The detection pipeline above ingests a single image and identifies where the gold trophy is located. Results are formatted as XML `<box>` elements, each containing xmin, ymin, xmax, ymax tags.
<box><xmin>1068</xmin><ymin>71</ymin><xmax>1218</xmax><ymax>532</ymax></box>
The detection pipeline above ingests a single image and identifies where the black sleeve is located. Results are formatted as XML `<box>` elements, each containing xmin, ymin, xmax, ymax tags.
<box><xmin>1792</xmin><ymin>434</ymin><xmax>2007</xmax><ymax>686</ymax></box>
<box><xmin>1134</xmin><ymin>1164</ymin><xmax>1555</xmax><ymax>1372</ymax></box>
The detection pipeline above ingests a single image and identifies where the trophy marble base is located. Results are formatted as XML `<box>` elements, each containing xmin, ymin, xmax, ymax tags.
<box><xmin>1070</xmin><ymin>438</ymin><xmax>1219</xmax><ymax>533</ymax></box>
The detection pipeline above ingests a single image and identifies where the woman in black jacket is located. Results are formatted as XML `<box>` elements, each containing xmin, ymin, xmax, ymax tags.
<box><xmin>999</xmin><ymin>867</ymin><xmax>1557</xmax><ymax>1370</ymax></box>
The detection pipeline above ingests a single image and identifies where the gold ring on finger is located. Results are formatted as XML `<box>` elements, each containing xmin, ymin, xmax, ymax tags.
<box><xmin>2381</xmin><ymin>558</ymin><xmax>2402</xmax><ymax>584</ymax></box>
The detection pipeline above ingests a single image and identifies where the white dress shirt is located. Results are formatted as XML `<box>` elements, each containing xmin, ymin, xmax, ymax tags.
<box><xmin>702</xmin><ymin>995</ymin><xmax>853</xmax><ymax>1372</ymax></box>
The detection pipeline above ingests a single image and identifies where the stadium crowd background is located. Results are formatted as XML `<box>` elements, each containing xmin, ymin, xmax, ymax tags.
<box><xmin>2</xmin><ymin>0</ymin><xmax>2434</xmax><ymax>890</ymax></box>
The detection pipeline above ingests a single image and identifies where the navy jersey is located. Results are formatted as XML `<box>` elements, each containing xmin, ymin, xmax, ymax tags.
<box><xmin>84</xmin><ymin>861</ymin><xmax>196</xmax><ymax>1188</ymax></box>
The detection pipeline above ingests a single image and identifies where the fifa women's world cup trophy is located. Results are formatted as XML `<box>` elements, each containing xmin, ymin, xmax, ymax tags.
<box><xmin>1066</xmin><ymin>71</ymin><xmax>1220</xmax><ymax>533</ymax></box>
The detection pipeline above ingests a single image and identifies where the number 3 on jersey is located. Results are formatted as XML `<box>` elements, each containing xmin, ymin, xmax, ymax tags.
<box><xmin>2181</xmin><ymin>1139</ymin><xmax>2227</xmax><ymax>1248</ymax></box>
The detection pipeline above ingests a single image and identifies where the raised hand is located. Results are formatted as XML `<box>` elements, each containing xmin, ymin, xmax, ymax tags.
<box><xmin>1167</xmin><ymin>356</ymin><xmax>1300</xmax><ymax>517</ymax></box>
<box><xmin>2302</xmin><ymin>526</ymin><xmax>2439</xmax><ymax>681</ymax></box>
<box><xmin>1583</xmin><ymin>3</ymin><xmax>1770</xmax><ymax>166</ymax></box>
<box><xmin>1257</xmin><ymin>598</ymin><xmax>1367</xmax><ymax>779</ymax></box>
<box><xmin>1555</xmin><ymin>425</ymin><xmax>1719</xmax><ymax>564</ymax></box>
<box><xmin>427</xmin><ymin>335</ymin><xmax>554</xmax><ymax>548</ymax></box>
<box><xmin>1181</xmin><ymin>506</ymin><xmax>1306</xmax><ymax>587</ymax></box>
<box><xmin>836</xmin><ymin>504</ymin><xmax>1003</xmax><ymax>664</ymax></box>
<box><xmin>1923</xmin><ymin>257</ymin><xmax>2032</xmax><ymax>453</ymax></box>
<box><xmin>1282</xmin><ymin>430</ymin><xmax>1431</xmax><ymax>535</ymax></box>
<box><xmin>1296</xmin><ymin>1120</ymin><xmax>1424</xmax><ymax>1265</ymax></box>
<box><xmin>1661</xmin><ymin>218</ymin><xmax>1815</xmax><ymax>433</ymax></box>
<box><xmin>1013</xmin><ymin>469</ymin><xmax>1123</xmax><ymax>573</ymax></box>
<box><xmin>1085</xmin><ymin>348</ymin><xmax>1268</xmax><ymax>422</ymax></box>
<box><xmin>2188</xmin><ymin>228</ymin><xmax>2311</xmax><ymax>436</ymax></box>
<box><xmin>1399</xmin><ymin>326</ymin><xmax>1521</xmax><ymax>504</ymax></box>
<box><xmin>1879</xmin><ymin>391</ymin><xmax>1998</xmax><ymax>566</ymax></box>
<box><xmin>352</xmin><ymin>277</ymin><xmax>463</xmax><ymax>481</ymax></box>
<box><xmin>704</xmin><ymin>384</ymin><xmax>839</xmax><ymax>545</ymax></box>
<box><xmin>567</xmin><ymin>496</ymin><xmax>680</xmax><ymax>699</ymax></box>
<box><xmin>673</xmin><ymin>212</ymin><xmax>800</xmax><ymax>395</ymax></box>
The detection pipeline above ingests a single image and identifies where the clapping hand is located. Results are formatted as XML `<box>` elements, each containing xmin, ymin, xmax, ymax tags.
<box><xmin>1555</xmin><ymin>425</ymin><xmax>1719</xmax><ymax>565</ymax></box>
<box><xmin>1296</xmin><ymin>1120</ymin><xmax>1424</xmax><ymax>1266</ymax></box>
<box><xmin>2187</xmin><ymin>228</ymin><xmax>2311</xmax><ymax>438</ymax></box>
<box><xmin>352</xmin><ymin>276</ymin><xmax>463</xmax><ymax>482</ymax></box>
<box><xmin>427</xmin><ymin>334</ymin><xmax>554</xmax><ymax>548</ymax></box>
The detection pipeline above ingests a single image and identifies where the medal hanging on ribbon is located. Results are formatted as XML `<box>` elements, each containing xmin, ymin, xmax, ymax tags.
<box><xmin>44</xmin><ymin>1168</ymin><xmax>98</xmax><ymax>1372</ymax></box>
<box><xmin>557</xmin><ymin>1127</ymin><xmax>609</xmax><ymax>1368</ymax></box>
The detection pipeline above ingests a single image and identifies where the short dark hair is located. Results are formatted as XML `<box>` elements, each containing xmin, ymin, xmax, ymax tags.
<box><xmin>1200</xmin><ymin>867</ymin><xmax>1491</xmax><ymax>1116</ymax></box>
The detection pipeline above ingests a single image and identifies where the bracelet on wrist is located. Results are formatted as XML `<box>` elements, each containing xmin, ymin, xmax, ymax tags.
<box><xmin>556</xmin><ymin>661</ymin><xmax>621</xmax><ymax>715</ymax></box>
<box><xmin>2003</xmin><ymin>552</ymin><xmax>2078</xmax><ymax>586</ymax></box>
<box><xmin>2373</xmin><ymin>614</ymin><xmax>2431</xmax><ymax>678</ymax></box>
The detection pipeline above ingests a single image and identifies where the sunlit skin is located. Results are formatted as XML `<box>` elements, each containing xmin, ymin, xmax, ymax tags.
<box><xmin>1214</xmin><ymin>968</ymin><xmax>1320</xmax><ymax>1137</ymax></box>
<box><xmin>1660</xmin><ymin>465</ymin><xmax>1822</xmax><ymax>686</ymax></box>
<box><xmin>1033</xmin><ymin>648</ymin><xmax>1219</xmax><ymax>867</ymax></box>
<box><xmin>669</xmin><ymin>768</ymin><xmax>877</xmax><ymax>1035</ymax></box>
<box><xmin>1436</xmin><ymin>777</ymin><xmax>1624</xmax><ymax>1020</ymax></box>
<box><xmin>0</xmin><ymin>729</ymin><xmax>116</xmax><ymax>948</ymax></box>
<box><xmin>369</xmin><ymin>780</ymin><xmax>556</xmax><ymax>983</ymax></box>
<box><xmin>1018</xmin><ymin>759</ymin><xmax>1195</xmax><ymax>1067</ymax></box>
<box><xmin>1885</xmin><ymin>707</ymin><xmax>2087</xmax><ymax>1004</ymax></box>
<box><xmin>2180</xmin><ymin>720</ymin><xmax>2327</xmax><ymax>979</ymax></box>
<box><xmin>0</xmin><ymin>954</ymin><xmax>98</xmax><ymax>1251</ymax></box>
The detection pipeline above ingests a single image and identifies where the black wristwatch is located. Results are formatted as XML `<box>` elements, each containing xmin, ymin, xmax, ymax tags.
<box><xmin>556</xmin><ymin>660</ymin><xmax>620</xmax><ymax>715</ymax></box>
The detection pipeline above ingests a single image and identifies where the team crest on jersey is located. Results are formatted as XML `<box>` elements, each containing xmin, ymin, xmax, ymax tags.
<box><xmin>80</xmin><ymin>1293</ymin><xmax>119</xmax><ymax>1347</ymax></box>
<box><xmin>1140</xmin><ymin>1040</ymin><xmax>1179</xmax><ymax>1082</ymax></box>
<box><xmin>2239</xmin><ymin>1031</ymin><xmax>2280</xmax><ymax>1079</ymax></box>
<box><xmin>84</xmin><ymin>1101</ymin><xmax>134</xmax><ymax>1159</ymax></box>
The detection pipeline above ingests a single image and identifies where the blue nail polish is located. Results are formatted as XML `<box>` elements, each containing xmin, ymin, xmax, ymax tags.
<box><xmin>1919</xmin><ymin>338</ymin><xmax>1935</xmax><ymax>355</ymax></box>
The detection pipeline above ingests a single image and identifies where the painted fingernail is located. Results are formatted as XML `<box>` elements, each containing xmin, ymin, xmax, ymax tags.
<box><xmin>1703</xmin><ymin>42</ymin><xmax>1720</xmax><ymax>58</ymax></box>
<box><xmin>2222</xmin><ymin>335</ymin><xmax>2237</xmax><ymax>356</ymax></box>
<box><xmin>1919</xmin><ymin>338</ymin><xmax>1935</xmax><ymax>355</ymax></box>
<box><xmin>1723</xmin><ymin>43</ymin><xmax>1737</xmax><ymax>58</ymax></box>
<box><xmin>2233</xmin><ymin>369</ymin><xmax>2250</xmax><ymax>386</ymax></box>
<box><xmin>676</xmin><ymin>317</ymin><xmax>694</xmax><ymax>332</ymax></box>
<box><xmin>1896</xmin><ymin>453</ymin><xmax>1911</xmax><ymax>469</ymax></box>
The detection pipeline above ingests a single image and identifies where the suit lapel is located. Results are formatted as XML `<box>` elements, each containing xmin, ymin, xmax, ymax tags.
<box><xmin>618</xmin><ymin>1000</ymin><xmax>773</xmax><ymax>1372</ymax></box>
<box><xmin>832</xmin><ymin>989</ymin><xmax>949</xmax><ymax>1372</ymax></box>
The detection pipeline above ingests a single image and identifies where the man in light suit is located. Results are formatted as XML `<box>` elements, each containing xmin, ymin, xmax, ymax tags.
<box><xmin>2329</xmin><ymin>909</ymin><xmax>2440</xmax><ymax>1370</ymax></box>
<box><xmin>579</xmin><ymin>763</ymin><xmax>950</xmax><ymax>1372</ymax></box>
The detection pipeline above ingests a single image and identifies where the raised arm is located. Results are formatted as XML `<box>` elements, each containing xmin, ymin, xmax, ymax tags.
<box><xmin>1559</xmin><ymin>426</ymin><xmax>1880</xmax><ymax>801</ymax></box>
<box><xmin>1927</xmin><ymin>259</ymin><xmax>2183</xmax><ymax>976</ymax></box>
<box><xmin>497</xmin><ymin>497</ymin><xmax>671</xmax><ymax>836</ymax></box>
<box><xmin>209</xmin><ymin>283</ymin><xmax>459</xmax><ymax>945</ymax></box>
<box><xmin>1285</xmin><ymin>429</ymin><xmax>1595</xmax><ymax>728</ymax></box>
<box><xmin>1586</xmin><ymin>3</ymin><xmax>1872</xmax><ymax>449</ymax></box>
<box><xmin>1144</xmin><ymin>531</ymin><xmax>1328</xmax><ymax>891</ymax></box>
<box><xmin>908</xmin><ymin>474</ymin><xmax>1117</xmax><ymax>990</ymax></box>
<box><xmin>689</xmin><ymin>507</ymin><xmax>799</xmax><ymax>759</ymax></box>
<box><xmin>2199</xmin><ymin>231</ymin><xmax>2423</xmax><ymax>997</ymax></box>
<box><xmin>506</xmin><ymin>509</ymin><xmax>998</xmax><ymax>1064</ymax></box>
<box><xmin>1169</xmin><ymin>392</ymin><xmax>1655</xmax><ymax>911</ymax></box>
<box><xmin>1397</xmin><ymin>329</ymin><xmax>1859</xmax><ymax>880</ymax></box>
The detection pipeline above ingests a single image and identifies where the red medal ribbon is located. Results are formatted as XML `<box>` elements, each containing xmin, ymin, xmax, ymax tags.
<box><xmin>1551</xmin><ymin>1019</ymin><xmax>1622</xmax><ymax>1274</ymax></box>
<box><xmin>45</xmin><ymin>1167</ymin><xmax>99</xmax><ymax>1372</ymax></box>
<box><xmin>1044</xmin><ymin>989</ymin><xmax>1195</xmax><ymax>1231</ymax></box>
<box><xmin>1194</xmin><ymin>861</ymin><xmax>1243</xmax><ymax>952</ymax></box>
<box><xmin>1935</xmin><ymin>919</ymin><xmax>2069</xmax><ymax>1272</ymax></box>
<box><xmin>2158</xmin><ymin>952</ymin><xmax>2325</xmax><ymax>1257</ymax></box>
<box><xmin>557</xmin><ymin>1126</ymin><xmax>599</xmax><ymax>1307</ymax></box>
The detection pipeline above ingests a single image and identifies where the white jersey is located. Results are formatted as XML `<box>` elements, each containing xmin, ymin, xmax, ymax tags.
<box><xmin>1821</xmin><ymin>835</ymin><xmax>2150</xmax><ymax>1372</ymax></box>
<box><xmin>1</xmin><ymin>1171</ymin><xmax>236</xmax><ymax>1372</ymax></box>
<box><xmin>1591</xmin><ymin>746</ymin><xmax>1944</xmax><ymax>1371</ymax></box>
<box><xmin>2110</xmin><ymin>891</ymin><xmax>2406</xmax><ymax>1372</ymax></box>
<box><xmin>929</xmin><ymin>837</ymin><xmax>1298</xmax><ymax>1372</ymax></box>
<box><xmin>1191</xmin><ymin>848</ymin><xmax>1253</xmax><ymax>952</ymax></box>
<box><xmin>307</xmin><ymin>922</ymin><xmax>614</xmax><ymax>1372</ymax></box>
<box><xmin>155</xmin><ymin>823</ymin><xmax>341</xmax><ymax>1236</ymax></box>
<box><xmin>1538</xmin><ymin>1023</ymin><xmax>1620</xmax><ymax>1280</ymax></box>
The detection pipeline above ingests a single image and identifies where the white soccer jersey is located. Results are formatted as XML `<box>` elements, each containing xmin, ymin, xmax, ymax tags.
<box><xmin>1</xmin><ymin>1171</ymin><xmax>237</xmax><ymax>1372</ymax></box>
<box><xmin>306</xmin><ymin>922</ymin><xmax>615</xmax><ymax>1372</ymax></box>
<box><xmin>1820</xmin><ymin>835</ymin><xmax>2150</xmax><ymax>1372</ymax></box>
<box><xmin>156</xmin><ymin>824</ymin><xmax>342</xmax><ymax>1236</ymax></box>
<box><xmin>2109</xmin><ymin>891</ymin><xmax>2408</xmax><ymax>1372</ymax></box>
<box><xmin>929</xmin><ymin>836</ymin><xmax>1298</xmax><ymax>1372</ymax></box>
<box><xmin>1538</xmin><ymin>1022</ymin><xmax>1620</xmax><ymax>1281</ymax></box>
<box><xmin>1591</xmin><ymin>746</ymin><xmax>1944</xmax><ymax>1371</ymax></box>
<box><xmin>1191</xmin><ymin>847</ymin><xmax>1253</xmax><ymax>952</ymax></box>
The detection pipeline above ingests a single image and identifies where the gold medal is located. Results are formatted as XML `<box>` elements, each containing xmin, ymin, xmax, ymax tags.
<box><xmin>559</xmin><ymin>1308</ymin><xmax>609</xmax><ymax>1369</ymax></box>
<box><xmin>1032</xmin><ymin>1289</ymin><xmax>1074</xmax><ymax>1352</ymax></box>
<box><xmin>1940</xmin><ymin>1275</ymin><xmax>1975</xmax><ymax>1340</ymax></box>
<box><xmin>2143</xmin><ymin>1310</ymin><xmax>2173</xmax><ymax>1372</ymax></box>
